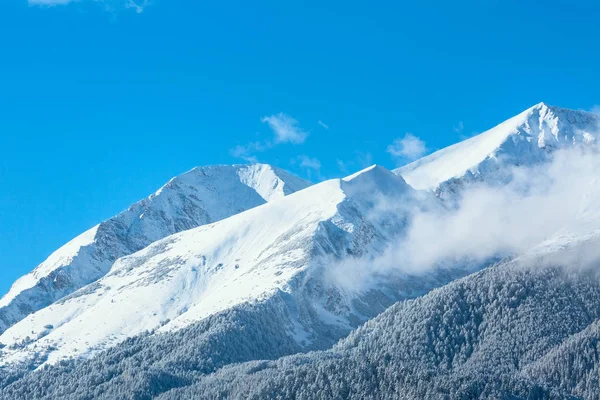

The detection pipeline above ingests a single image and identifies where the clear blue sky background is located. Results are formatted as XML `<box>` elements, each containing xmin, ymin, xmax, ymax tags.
<box><xmin>1</xmin><ymin>0</ymin><xmax>599</xmax><ymax>294</ymax></box>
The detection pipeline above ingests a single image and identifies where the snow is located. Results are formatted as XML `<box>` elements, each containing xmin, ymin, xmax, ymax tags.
<box><xmin>0</xmin><ymin>166</ymin><xmax>417</xmax><ymax>367</ymax></box>
<box><xmin>342</xmin><ymin>164</ymin><xmax>382</xmax><ymax>181</ymax></box>
<box><xmin>396</xmin><ymin>102</ymin><xmax>600</xmax><ymax>191</ymax></box>
<box><xmin>0</xmin><ymin>226</ymin><xmax>99</xmax><ymax>308</ymax></box>
<box><xmin>237</xmin><ymin>163</ymin><xmax>309</xmax><ymax>201</ymax></box>
<box><xmin>3</xmin><ymin>103</ymin><xmax>600</xmax><ymax>374</ymax></box>
<box><xmin>0</xmin><ymin>164</ymin><xmax>310</xmax><ymax>334</ymax></box>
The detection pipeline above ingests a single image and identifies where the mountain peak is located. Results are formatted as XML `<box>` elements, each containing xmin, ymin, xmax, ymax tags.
<box><xmin>0</xmin><ymin>160</ymin><xmax>426</xmax><ymax>368</ymax></box>
<box><xmin>396</xmin><ymin>104</ymin><xmax>600</xmax><ymax>191</ymax></box>
<box><xmin>343</xmin><ymin>164</ymin><xmax>387</xmax><ymax>181</ymax></box>
<box><xmin>156</xmin><ymin>163</ymin><xmax>309</xmax><ymax>202</ymax></box>
<box><xmin>0</xmin><ymin>163</ymin><xmax>311</xmax><ymax>336</ymax></box>
<box><xmin>341</xmin><ymin>165</ymin><xmax>412</xmax><ymax>201</ymax></box>
<box><xmin>532</xmin><ymin>100</ymin><xmax>550</xmax><ymax>109</ymax></box>
<box><xmin>343</xmin><ymin>164</ymin><xmax>408</xmax><ymax>188</ymax></box>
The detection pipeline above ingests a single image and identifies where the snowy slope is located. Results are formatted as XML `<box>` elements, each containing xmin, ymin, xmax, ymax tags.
<box><xmin>155</xmin><ymin>178</ymin><xmax>600</xmax><ymax>399</ymax></box>
<box><xmin>396</xmin><ymin>102</ymin><xmax>600</xmax><ymax>192</ymax></box>
<box><xmin>171</xmin><ymin>226</ymin><xmax>600</xmax><ymax>400</ymax></box>
<box><xmin>4</xmin><ymin>105</ymin><xmax>600</xmax><ymax>398</ymax></box>
<box><xmin>0</xmin><ymin>166</ymin><xmax>454</xmax><ymax>368</ymax></box>
<box><xmin>5</xmin><ymin>193</ymin><xmax>600</xmax><ymax>399</ymax></box>
<box><xmin>0</xmin><ymin>164</ymin><xmax>310</xmax><ymax>335</ymax></box>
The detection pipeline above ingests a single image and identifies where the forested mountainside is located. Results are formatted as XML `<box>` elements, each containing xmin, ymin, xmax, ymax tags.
<box><xmin>161</xmin><ymin>239</ymin><xmax>600</xmax><ymax>399</ymax></box>
<box><xmin>2</xmin><ymin>103</ymin><xmax>600</xmax><ymax>399</ymax></box>
<box><xmin>4</xmin><ymin>232</ymin><xmax>600</xmax><ymax>399</ymax></box>
<box><xmin>0</xmin><ymin>166</ymin><xmax>476</xmax><ymax>376</ymax></box>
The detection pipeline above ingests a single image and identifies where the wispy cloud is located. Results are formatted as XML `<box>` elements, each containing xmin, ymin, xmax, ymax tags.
<box><xmin>325</xmin><ymin>148</ymin><xmax>600</xmax><ymax>293</ymax></box>
<box><xmin>125</xmin><ymin>0</ymin><xmax>149</xmax><ymax>13</ymax></box>
<box><xmin>231</xmin><ymin>113</ymin><xmax>309</xmax><ymax>163</ymax></box>
<box><xmin>28</xmin><ymin>0</ymin><xmax>150</xmax><ymax>12</ymax></box>
<box><xmin>453</xmin><ymin>121</ymin><xmax>464</xmax><ymax>133</ymax></box>
<box><xmin>336</xmin><ymin>159</ymin><xmax>349</xmax><ymax>174</ymax></box>
<box><xmin>335</xmin><ymin>151</ymin><xmax>374</xmax><ymax>176</ymax></box>
<box><xmin>297</xmin><ymin>155</ymin><xmax>321</xmax><ymax>171</ymax></box>
<box><xmin>261</xmin><ymin>113</ymin><xmax>308</xmax><ymax>144</ymax></box>
<box><xmin>291</xmin><ymin>155</ymin><xmax>323</xmax><ymax>181</ymax></box>
<box><xmin>356</xmin><ymin>151</ymin><xmax>373</xmax><ymax>168</ymax></box>
<box><xmin>387</xmin><ymin>133</ymin><xmax>427</xmax><ymax>161</ymax></box>
<box><xmin>317</xmin><ymin>120</ymin><xmax>329</xmax><ymax>130</ymax></box>
<box><xmin>229</xmin><ymin>141</ymin><xmax>270</xmax><ymax>163</ymax></box>
<box><xmin>29</xmin><ymin>0</ymin><xmax>75</xmax><ymax>4</ymax></box>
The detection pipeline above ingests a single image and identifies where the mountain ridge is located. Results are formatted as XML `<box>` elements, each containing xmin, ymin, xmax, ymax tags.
<box><xmin>156</xmin><ymin>225</ymin><xmax>600</xmax><ymax>399</ymax></box>
<box><xmin>0</xmin><ymin>164</ymin><xmax>310</xmax><ymax>335</ymax></box>
<box><xmin>2</xmin><ymin>103</ymin><xmax>600</xmax><ymax>399</ymax></box>
<box><xmin>396</xmin><ymin>102</ymin><xmax>600</xmax><ymax>193</ymax></box>
<box><xmin>0</xmin><ymin>164</ymin><xmax>460</xmax><ymax>369</ymax></box>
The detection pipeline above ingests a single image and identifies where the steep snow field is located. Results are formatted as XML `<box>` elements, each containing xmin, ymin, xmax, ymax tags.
<box><xmin>153</xmin><ymin>175</ymin><xmax>600</xmax><ymax>398</ymax></box>
<box><xmin>396</xmin><ymin>102</ymin><xmax>600</xmax><ymax>191</ymax></box>
<box><xmin>0</xmin><ymin>166</ymin><xmax>432</xmax><ymax>367</ymax></box>
<box><xmin>2</xmin><ymin>103</ymin><xmax>600</xmax><ymax>400</ymax></box>
<box><xmin>5</xmin><ymin>191</ymin><xmax>600</xmax><ymax>399</ymax></box>
<box><xmin>0</xmin><ymin>164</ymin><xmax>310</xmax><ymax>334</ymax></box>
<box><xmin>169</xmin><ymin>225</ymin><xmax>600</xmax><ymax>400</ymax></box>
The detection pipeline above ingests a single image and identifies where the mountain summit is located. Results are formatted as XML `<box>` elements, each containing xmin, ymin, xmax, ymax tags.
<box><xmin>396</xmin><ymin>103</ymin><xmax>600</xmax><ymax>192</ymax></box>
<box><xmin>0</xmin><ymin>164</ymin><xmax>310</xmax><ymax>334</ymax></box>
<box><xmin>0</xmin><ymin>164</ymin><xmax>452</xmax><ymax>369</ymax></box>
<box><xmin>2</xmin><ymin>104</ymin><xmax>600</xmax><ymax>399</ymax></box>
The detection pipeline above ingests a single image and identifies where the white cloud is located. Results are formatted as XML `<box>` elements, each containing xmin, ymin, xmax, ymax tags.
<box><xmin>292</xmin><ymin>155</ymin><xmax>323</xmax><ymax>181</ymax></box>
<box><xmin>231</xmin><ymin>113</ymin><xmax>310</xmax><ymax>162</ymax></box>
<box><xmin>453</xmin><ymin>121</ymin><xmax>464</xmax><ymax>133</ymax></box>
<box><xmin>229</xmin><ymin>141</ymin><xmax>270</xmax><ymax>163</ymax></box>
<box><xmin>125</xmin><ymin>0</ymin><xmax>149</xmax><ymax>13</ymax></box>
<box><xmin>357</xmin><ymin>151</ymin><xmax>373</xmax><ymax>168</ymax></box>
<box><xmin>261</xmin><ymin>113</ymin><xmax>308</xmax><ymax>144</ymax></box>
<box><xmin>29</xmin><ymin>0</ymin><xmax>75</xmax><ymax>4</ymax></box>
<box><xmin>318</xmin><ymin>120</ymin><xmax>329</xmax><ymax>130</ymax></box>
<box><xmin>28</xmin><ymin>0</ymin><xmax>150</xmax><ymax>12</ymax></box>
<box><xmin>335</xmin><ymin>151</ymin><xmax>373</xmax><ymax>176</ymax></box>
<box><xmin>386</xmin><ymin>133</ymin><xmax>427</xmax><ymax>161</ymax></box>
<box><xmin>297</xmin><ymin>155</ymin><xmax>321</xmax><ymax>171</ymax></box>
<box><xmin>324</xmin><ymin>148</ymin><xmax>600</xmax><ymax>293</ymax></box>
<box><xmin>336</xmin><ymin>159</ymin><xmax>349</xmax><ymax>173</ymax></box>
<box><xmin>395</xmin><ymin>150</ymin><xmax>600</xmax><ymax>271</ymax></box>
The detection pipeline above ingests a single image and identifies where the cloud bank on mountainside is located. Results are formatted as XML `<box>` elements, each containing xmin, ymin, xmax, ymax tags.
<box><xmin>326</xmin><ymin>147</ymin><xmax>600</xmax><ymax>292</ymax></box>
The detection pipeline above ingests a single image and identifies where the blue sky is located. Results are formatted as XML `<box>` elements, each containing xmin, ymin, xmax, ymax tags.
<box><xmin>1</xmin><ymin>0</ymin><xmax>599</xmax><ymax>293</ymax></box>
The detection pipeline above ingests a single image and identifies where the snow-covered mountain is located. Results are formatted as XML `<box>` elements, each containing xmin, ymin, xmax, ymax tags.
<box><xmin>0</xmin><ymin>164</ymin><xmax>310</xmax><ymax>335</ymax></box>
<box><xmin>168</xmin><ymin>225</ymin><xmax>600</xmax><ymax>400</ymax></box>
<box><xmin>396</xmin><ymin>102</ymin><xmax>600</xmax><ymax>195</ymax></box>
<box><xmin>3</xmin><ymin>103</ymin><xmax>600</xmax><ymax>399</ymax></box>
<box><xmin>5</xmin><ymin>189</ymin><xmax>600</xmax><ymax>399</ymax></box>
<box><xmin>0</xmin><ymin>166</ymin><xmax>462</xmax><ymax>369</ymax></box>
